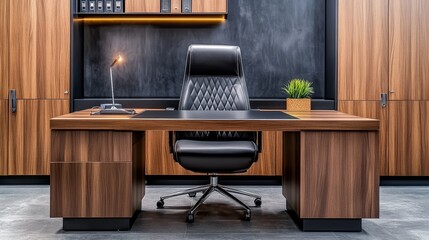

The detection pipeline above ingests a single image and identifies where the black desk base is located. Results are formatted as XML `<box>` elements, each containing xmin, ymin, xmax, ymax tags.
<box><xmin>287</xmin><ymin>204</ymin><xmax>362</xmax><ymax>232</ymax></box>
<box><xmin>63</xmin><ymin>211</ymin><xmax>140</xmax><ymax>231</ymax></box>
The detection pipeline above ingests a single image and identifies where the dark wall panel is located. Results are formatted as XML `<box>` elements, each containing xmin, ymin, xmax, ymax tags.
<box><xmin>83</xmin><ymin>0</ymin><xmax>326</xmax><ymax>99</ymax></box>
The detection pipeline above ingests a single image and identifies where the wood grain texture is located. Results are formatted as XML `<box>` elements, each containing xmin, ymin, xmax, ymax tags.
<box><xmin>275</xmin><ymin>131</ymin><xmax>283</xmax><ymax>176</ymax></box>
<box><xmin>145</xmin><ymin>131</ymin><xmax>277</xmax><ymax>176</ymax></box>
<box><xmin>51</xmin><ymin>110</ymin><xmax>380</xmax><ymax>131</ymax></box>
<box><xmin>9</xmin><ymin>0</ymin><xmax>70</xmax><ymax>99</ymax></box>
<box><xmin>125</xmin><ymin>0</ymin><xmax>160</xmax><ymax>13</ymax></box>
<box><xmin>0</xmin><ymin>100</ymin><xmax>8</xmax><ymax>175</ymax></box>
<box><xmin>282</xmin><ymin>132</ymin><xmax>300</xmax><ymax>214</ymax></box>
<box><xmin>388</xmin><ymin>101</ymin><xmax>429</xmax><ymax>176</ymax></box>
<box><xmin>132</xmin><ymin>132</ymin><xmax>145</xmax><ymax>213</ymax></box>
<box><xmin>0</xmin><ymin>0</ymin><xmax>8</xmax><ymax>100</ymax></box>
<box><xmin>171</xmin><ymin>0</ymin><xmax>181</xmax><ymax>13</ymax></box>
<box><xmin>389</xmin><ymin>0</ymin><xmax>429</xmax><ymax>100</ymax></box>
<box><xmin>300</xmin><ymin>131</ymin><xmax>379</xmax><ymax>218</ymax></box>
<box><xmin>338</xmin><ymin>101</ymin><xmax>388</xmax><ymax>176</ymax></box>
<box><xmin>247</xmin><ymin>131</ymin><xmax>276</xmax><ymax>176</ymax></box>
<box><xmin>192</xmin><ymin>0</ymin><xmax>227</xmax><ymax>13</ymax></box>
<box><xmin>9</xmin><ymin>100</ymin><xmax>69</xmax><ymax>175</ymax></box>
<box><xmin>51</xmin><ymin>131</ymin><xmax>145</xmax><ymax>218</ymax></box>
<box><xmin>51</xmin><ymin>131</ymin><xmax>133</xmax><ymax>163</ymax></box>
<box><xmin>338</xmin><ymin>0</ymin><xmax>388</xmax><ymax>100</ymax></box>
<box><xmin>51</xmin><ymin>162</ymin><xmax>134</xmax><ymax>217</ymax></box>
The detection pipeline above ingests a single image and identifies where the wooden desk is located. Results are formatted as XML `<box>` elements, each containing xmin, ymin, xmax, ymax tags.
<box><xmin>50</xmin><ymin>110</ymin><xmax>379</xmax><ymax>231</ymax></box>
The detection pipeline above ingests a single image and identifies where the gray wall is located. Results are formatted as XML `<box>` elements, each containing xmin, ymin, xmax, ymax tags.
<box><xmin>83</xmin><ymin>0</ymin><xmax>326</xmax><ymax>99</ymax></box>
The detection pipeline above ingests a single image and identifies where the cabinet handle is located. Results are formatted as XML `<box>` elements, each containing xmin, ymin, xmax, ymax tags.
<box><xmin>10</xmin><ymin>89</ymin><xmax>17</xmax><ymax>113</ymax></box>
<box><xmin>380</xmin><ymin>93</ymin><xmax>388</xmax><ymax>108</ymax></box>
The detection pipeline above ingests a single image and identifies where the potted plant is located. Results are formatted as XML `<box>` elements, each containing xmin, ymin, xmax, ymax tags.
<box><xmin>282</xmin><ymin>78</ymin><xmax>314</xmax><ymax>111</ymax></box>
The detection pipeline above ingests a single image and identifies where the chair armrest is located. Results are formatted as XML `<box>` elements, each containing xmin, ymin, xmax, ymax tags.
<box><xmin>168</xmin><ymin>131</ymin><xmax>179</xmax><ymax>162</ymax></box>
<box><xmin>257</xmin><ymin>131</ymin><xmax>262</xmax><ymax>153</ymax></box>
<box><xmin>166</xmin><ymin>108</ymin><xmax>178</xmax><ymax>161</ymax></box>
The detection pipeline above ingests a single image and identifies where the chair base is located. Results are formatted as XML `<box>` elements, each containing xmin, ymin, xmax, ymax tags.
<box><xmin>157</xmin><ymin>175</ymin><xmax>262</xmax><ymax>223</ymax></box>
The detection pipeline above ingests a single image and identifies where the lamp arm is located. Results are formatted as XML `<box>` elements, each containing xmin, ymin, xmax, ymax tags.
<box><xmin>109</xmin><ymin>67</ymin><xmax>116</xmax><ymax>109</ymax></box>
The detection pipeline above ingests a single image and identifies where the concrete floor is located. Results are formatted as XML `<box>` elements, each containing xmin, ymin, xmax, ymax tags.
<box><xmin>0</xmin><ymin>185</ymin><xmax>428</xmax><ymax>240</ymax></box>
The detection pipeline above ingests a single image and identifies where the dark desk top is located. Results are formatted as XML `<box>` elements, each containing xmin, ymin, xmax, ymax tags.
<box><xmin>132</xmin><ymin>110</ymin><xmax>297</xmax><ymax>120</ymax></box>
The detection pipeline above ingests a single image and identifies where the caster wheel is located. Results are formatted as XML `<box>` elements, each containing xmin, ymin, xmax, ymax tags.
<box><xmin>156</xmin><ymin>199</ymin><xmax>164</xmax><ymax>208</ymax></box>
<box><xmin>188</xmin><ymin>192</ymin><xmax>197</xmax><ymax>197</ymax></box>
<box><xmin>186</xmin><ymin>213</ymin><xmax>195</xmax><ymax>223</ymax></box>
<box><xmin>254</xmin><ymin>198</ymin><xmax>262</xmax><ymax>207</ymax></box>
<box><xmin>244</xmin><ymin>211</ymin><xmax>251</xmax><ymax>221</ymax></box>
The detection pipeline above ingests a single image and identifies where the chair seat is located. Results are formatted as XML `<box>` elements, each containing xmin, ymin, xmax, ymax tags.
<box><xmin>175</xmin><ymin>140</ymin><xmax>258</xmax><ymax>173</ymax></box>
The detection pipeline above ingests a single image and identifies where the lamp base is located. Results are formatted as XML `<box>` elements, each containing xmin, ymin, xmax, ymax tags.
<box><xmin>92</xmin><ymin>108</ymin><xmax>136</xmax><ymax>115</ymax></box>
<box><xmin>100</xmin><ymin>103</ymin><xmax>122</xmax><ymax>109</ymax></box>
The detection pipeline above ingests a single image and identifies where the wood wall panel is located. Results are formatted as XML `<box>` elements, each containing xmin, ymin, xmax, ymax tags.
<box><xmin>300</xmin><ymin>131</ymin><xmax>379</xmax><ymax>218</ymax></box>
<box><xmin>0</xmin><ymin>100</ymin><xmax>8</xmax><ymax>175</ymax></box>
<box><xmin>338</xmin><ymin>0</ymin><xmax>388</xmax><ymax>100</ymax></box>
<box><xmin>51</xmin><ymin>162</ymin><xmax>134</xmax><ymax>217</ymax></box>
<box><xmin>388</xmin><ymin>101</ymin><xmax>429</xmax><ymax>176</ymax></box>
<box><xmin>51</xmin><ymin>131</ymin><xmax>133</xmax><ymax>163</ymax></box>
<box><xmin>9</xmin><ymin>0</ymin><xmax>70</xmax><ymax>99</ymax></box>
<box><xmin>145</xmin><ymin>131</ymin><xmax>277</xmax><ymax>176</ymax></box>
<box><xmin>0</xmin><ymin>0</ymin><xmax>8</xmax><ymax>100</ymax></box>
<box><xmin>125</xmin><ymin>0</ymin><xmax>160</xmax><ymax>13</ymax></box>
<box><xmin>389</xmin><ymin>0</ymin><xmax>429</xmax><ymax>100</ymax></box>
<box><xmin>192</xmin><ymin>0</ymin><xmax>227</xmax><ymax>13</ymax></box>
<box><xmin>9</xmin><ymin>100</ymin><xmax>69</xmax><ymax>175</ymax></box>
<box><xmin>338</xmin><ymin>101</ymin><xmax>388</xmax><ymax>176</ymax></box>
<box><xmin>36</xmin><ymin>0</ymin><xmax>70</xmax><ymax>99</ymax></box>
<box><xmin>171</xmin><ymin>0</ymin><xmax>181</xmax><ymax>13</ymax></box>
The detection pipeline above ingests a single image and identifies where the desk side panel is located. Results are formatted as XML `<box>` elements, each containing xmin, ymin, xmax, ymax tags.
<box><xmin>50</xmin><ymin>162</ymin><xmax>133</xmax><ymax>218</ymax></box>
<box><xmin>300</xmin><ymin>131</ymin><xmax>379</xmax><ymax>219</ymax></box>
<box><xmin>132</xmin><ymin>132</ymin><xmax>145</xmax><ymax>212</ymax></box>
<box><xmin>50</xmin><ymin>130</ymin><xmax>144</xmax><ymax>218</ymax></box>
<box><xmin>51</xmin><ymin>131</ymin><xmax>132</xmax><ymax>162</ymax></box>
<box><xmin>282</xmin><ymin>132</ymin><xmax>301</xmax><ymax>214</ymax></box>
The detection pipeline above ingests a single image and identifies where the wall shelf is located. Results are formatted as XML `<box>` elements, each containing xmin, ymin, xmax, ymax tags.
<box><xmin>73</xmin><ymin>14</ymin><xmax>226</xmax><ymax>23</ymax></box>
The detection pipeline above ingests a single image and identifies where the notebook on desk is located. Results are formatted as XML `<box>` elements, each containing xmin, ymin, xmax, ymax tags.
<box><xmin>132</xmin><ymin>110</ymin><xmax>297</xmax><ymax>120</ymax></box>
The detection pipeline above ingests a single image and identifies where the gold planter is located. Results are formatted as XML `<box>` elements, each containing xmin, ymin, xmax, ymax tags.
<box><xmin>286</xmin><ymin>98</ymin><xmax>311</xmax><ymax>111</ymax></box>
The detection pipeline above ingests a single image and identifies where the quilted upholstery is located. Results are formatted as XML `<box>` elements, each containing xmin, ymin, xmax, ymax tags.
<box><xmin>188</xmin><ymin>76</ymin><xmax>241</xmax><ymax>111</ymax></box>
<box><xmin>176</xmin><ymin>45</ymin><xmax>255</xmax><ymax>141</ymax></box>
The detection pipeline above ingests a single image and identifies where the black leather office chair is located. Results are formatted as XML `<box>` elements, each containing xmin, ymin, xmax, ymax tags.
<box><xmin>156</xmin><ymin>45</ymin><xmax>262</xmax><ymax>223</ymax></box>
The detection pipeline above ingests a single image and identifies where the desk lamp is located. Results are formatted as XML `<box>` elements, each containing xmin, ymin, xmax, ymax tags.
<box><xmin>99</xmin><ymin>55</ymin><xmax>135</xmax><ymax>115</ymax></box>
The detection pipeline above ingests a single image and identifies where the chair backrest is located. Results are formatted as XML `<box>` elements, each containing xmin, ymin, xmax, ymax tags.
<box><xmin>177</xmin><ymin>44</ymin><xmax>255</xmax><ymax>141</ymax></box>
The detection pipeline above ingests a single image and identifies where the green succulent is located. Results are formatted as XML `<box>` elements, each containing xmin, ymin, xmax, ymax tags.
<box><xmin>282</xmin><ymin>79</ymin><xmax>314</xmax><ymax>99</ymax></box>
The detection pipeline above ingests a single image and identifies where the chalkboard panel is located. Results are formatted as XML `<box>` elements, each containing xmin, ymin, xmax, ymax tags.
<box><xmin>83</xmin><ymin>0</ymin><xmax>326</xmax><ymax>99</ymax></box>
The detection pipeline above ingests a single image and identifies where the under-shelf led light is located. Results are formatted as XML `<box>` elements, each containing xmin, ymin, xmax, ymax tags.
<box><xmin>74</xmin><ymin>15</ymin><xmax>226</xmax><ymax>24</ymax></box>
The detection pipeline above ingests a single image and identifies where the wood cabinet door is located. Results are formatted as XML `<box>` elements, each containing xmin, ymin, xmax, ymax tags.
<box><xmin>389</xmin><ymin>0</ymin><xmax>429</xmax><ymax>100</ymax></box>
<box><xmin>388</xmin><ymin>101</ymin><xmax>429</xmax><ymax>176</ymax></box>
<box><xmin>338</xmin><ymin>101</ymin><xmax>388</xmax><ymax>176</ymax></box>
<box><xmin>0</xmin><ymin>100</ymin><xmax>8</xmax><ymax>175</ymax></box>
<box><xmin>0</xmin><ymin>0</ymin><xmax>9</xmax><ymax>100</ymax></box>
<box><xmin>145</xmin><ymin>131</ymin><xmax>277</xmax><ymax>176</ymax></box>
<box><xmin>8</xmin><ymin>100</ymin><xmax>69</xmax><ymax>175</ymax></box>
<box><xmin>125</xmin><ymin>0</ymin><xmax>160</xmax><ymax>13</ymax></box>
<box><xmin>9</xmin><ymin>0</ymin><xmax>70</xmax><ymax>99</ymax></box>
<box><xmin>338</xmin><ymin>0</ymin><xmax>389</xmax><ymax>100</ymax></box>
<box><xmin>192</xmin><ymin>0</ymin><xmax>227</xmax><ymax>13</ymax></box>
